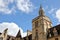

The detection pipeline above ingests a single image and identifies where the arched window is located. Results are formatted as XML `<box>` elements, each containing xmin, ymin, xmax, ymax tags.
<box><xmin>35</xmin><ymin>21</ymin><xmax>38</xmax><ymax>28</ymax></box>
<box><xmin>35</xmin><ymin>30</ymin><xmax>38</xmax><ymax>40</ymax></box>
<box><xmin>53</xmin><ymin>28</ymin><xmax>58</xmax><ymax>36</ymax></box>
<box><xmin>48</xmin><ymin>30</ymin><xmax>51</xmax><ymax>37</ymax></box>
<box><xmin>49</xmin><ymin>33</ymin><xmax>51</xmax><ymax>37</ymax></box>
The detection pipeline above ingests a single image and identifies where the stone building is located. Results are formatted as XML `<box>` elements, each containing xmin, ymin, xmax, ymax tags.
<box><xmin>24</xmin><ymin>5</ymin><xmax>60</xmax><ymax>40</ymax></box>
<box><xmin>0</xmin><ymin>28</ymin><xmax>22</xmax><ymax>40</ymax></box>
<box><xmin>0</xmin><ymin>28</ymin><xmax>8</xmax><ymax>40</ymax></box>
<box><xmin>0</xmin><ymin>5</ymin><xmax>60</xmax><ymax>40</ymax></box>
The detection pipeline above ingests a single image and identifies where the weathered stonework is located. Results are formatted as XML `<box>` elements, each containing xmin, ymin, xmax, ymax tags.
<box><xmin>0</xmin><ymin>5</ymin><xmax>60</xmax><ymax>40</ymax></box>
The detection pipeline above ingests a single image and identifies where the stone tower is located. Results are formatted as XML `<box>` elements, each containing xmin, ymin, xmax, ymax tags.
<box><xmin>32</xmin><ymin>5</ymin><xmax>52</xmax><ymax>40</ymax></box>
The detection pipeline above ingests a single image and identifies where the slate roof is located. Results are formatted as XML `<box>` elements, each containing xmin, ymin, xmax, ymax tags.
<box><xmin>47</xmin><ymin>24</ymin><xmax>60</xmax><ymax>38</ymax></box>
<box><xmin>23</xmin><ymin>34</ymin><xmax>32</xmax><ymax>40</ymax></box>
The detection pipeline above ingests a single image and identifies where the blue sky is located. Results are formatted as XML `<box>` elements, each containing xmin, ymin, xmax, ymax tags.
<box><xmin>0</xmin><ymin>0</ymin><xmax>60</xmax><ymax>37</ymax></box>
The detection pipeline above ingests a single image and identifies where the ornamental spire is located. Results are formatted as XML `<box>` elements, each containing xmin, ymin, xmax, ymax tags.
<box><xmin>39</xmin><ymin>5</ymin><xmax>45</xmax><ymax>16</ymax></box>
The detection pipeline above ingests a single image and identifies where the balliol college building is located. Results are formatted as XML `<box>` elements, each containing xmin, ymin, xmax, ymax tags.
<box><xmin>0</xmin><ymin>5</ymin><xmax>60</xmax><ymax>40</ymax></box>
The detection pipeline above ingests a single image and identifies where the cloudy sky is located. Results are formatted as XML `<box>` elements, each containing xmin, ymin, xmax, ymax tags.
<box><xmin>0</xmin><ymin>0</ymin><xmax>60</xmax><ymax>37</ymax></box>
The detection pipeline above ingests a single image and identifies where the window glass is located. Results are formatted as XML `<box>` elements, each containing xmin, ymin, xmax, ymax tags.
<box><xmin>53</xmin><ymin>28</ymin><xmax>58</xmax><ymax>36</ymax></box>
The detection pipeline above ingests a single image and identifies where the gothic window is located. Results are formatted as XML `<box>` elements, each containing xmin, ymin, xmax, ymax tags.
<box><xmin>36</xmin><ymin>32</ymin><xmax>38</xmax><ymax>37</ymax></box>
<box><xmin>35</xmin><ymin>21</ymin><xmax>38</xmax><ymax>28</ymax></box>
<box><xmin>48</xmin><ymin>30</ymin><xmax>51</xmax><ymax>37</ymax></box>
<box><xmin>55</xmin><ymin>38</ymin><xmax>58</xmax><ymax>40</ymax></box>
<box><xmin>46</xmin><ymin>22</ymin><xmax>48</xmax><ymax>31</ymax></box>
<box><xmin>53</xmin><ymin>28</ymin><xmax>58</xmax><ymax>36</ymax></box>
<box><xmin>49</xmin><ymin>33</ymin><xmax>51</xmax><ymax>37</ymax></box>
<box><xmin>35</xmin><ymin>30</ymin><xmax>38</xmax><ymax>40</ymax></box>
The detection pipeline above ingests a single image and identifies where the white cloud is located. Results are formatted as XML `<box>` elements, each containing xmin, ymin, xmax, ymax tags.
<box><xmin>19</xmin><ymin>27</ymin><xmax>27</xmax><ymax>37</ymax></box>
<box><xmin>0</xmin><ymin>22</ymin><xmax>27</xmax><ymax>37</ymax></box>
<box><xmin>0</xmin><ymin>7</ymin><xmax>15</xmax><ymax>14</ymax></box>
<box><xmin>16</xmin><ymin>0</ymin><xmax>35</xmax><ymax>13</ymax></box>
<box><xmin>44</xmin><ymin>6</ymin><xmax>60</xmax><ymax>25</ymax></box>
<box><xmin>56</xmin><ymin>9</ymin><xmax>60</xmax><ymax>23</ymax></box>
<box><xmin>48</xmin><ymin>8</ymin><xmax>56</xmax><ymax>14</ymax></box>
<box><xmin>0</xmin><ymin>0</ymin><xmax>35</xmax><ymax>14</ymax></box>
<box><xmin>0</xmin><ymin>0</ymin><xmax>15</xmax><ymax>14</ymax></box>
